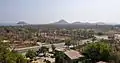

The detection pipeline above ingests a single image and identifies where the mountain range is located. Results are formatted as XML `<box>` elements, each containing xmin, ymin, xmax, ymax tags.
<box><xmin>17</xmin><ymin>21</ymin><xmax>27</xmax><ymax>24</ymax></box>
<box><xmin>0</xmin><ymin>20</ymin><xmax>112</xmax><ymax>26</ymax></box>
<box><xmin>52</xmin><ymin>19</ymin><xmax>69</xmax><ymax>24</ymax></box>
<box><xmin>0</xmin><ymin>21</ymin><xmax>28</xmax><ymax>26</ymax></box>
<box><xmin>52</xmin><ymin>19</ymin><xmax>106</xmax><ymax>25</ymax></box>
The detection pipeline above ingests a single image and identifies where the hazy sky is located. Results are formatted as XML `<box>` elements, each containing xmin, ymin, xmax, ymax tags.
<box><xmin>0</xmin><ymin>0</ymin><xmax>120</xmax><ymax>24</ymax></box>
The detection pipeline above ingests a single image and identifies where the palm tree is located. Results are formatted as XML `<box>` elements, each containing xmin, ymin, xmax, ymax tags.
<box><xmin>55</xmin><ymin>51</ymin><xmax>65</xmax><ymax>63</ymax></box>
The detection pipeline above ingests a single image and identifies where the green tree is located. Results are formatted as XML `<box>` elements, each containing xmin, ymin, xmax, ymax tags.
<box><xmin>26</xmin><ymin>50</ymin><xmax>37</xmax><ymax>59</ymax></box>
<box><xmin>38</xmin><ymin>46</ymin><xmax>49</xmax><ymax>56</ymax></box>
<box><xmin>88</xmin><ymin>29</ymin><xmax>94</xmax><ymax>38</ymax></box>
<box><xmin>16</xmin><ymin>53</ymin><xmax>27</xmax><ymax>63</ymax></box>
<box><xmin>55</xmin><ymin>51</ymin><xmax>65</xmax><ymax>63</ymax></box>
<box><xmin>0</xmin><ymin>41</ymin><xmax>27</xmax><ymax>63</ymax></box>
<box><xmin>65</xmin><ymin>39</ymin><xmax>71</xmax><ymax>47</ymax></box>
<box><xmin>39</xmin><ymin>46</ymin><xmax>48</xmax><ymax>53</ymax></box>
<box><xmin>97</xmin><ymin>32</ymin><xmax>104</xmax><ymax>36</ymax></box>
<box><xmin>83</xmin><ymin>42</ymin><xmax>113</xmax><ymax>63</ymax></box>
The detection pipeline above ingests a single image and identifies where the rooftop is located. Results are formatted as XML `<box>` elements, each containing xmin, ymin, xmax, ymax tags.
<box><xmin>55</xmin><ymin>48</ymin><xmax>67</xmax><ymax>52</ymax></box>
<box><xmin>64</xmin><ymin>50</ymin><xmax>84</xmax><ymax>60</ymax></box>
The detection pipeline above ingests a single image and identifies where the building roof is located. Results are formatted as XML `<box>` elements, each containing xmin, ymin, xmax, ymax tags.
<box><xmin>64</xmin><ymin>50</ymin><xmax>84</xmax><ymax>60</ymax></box>
<box><xmin>55</xmin><ymin>48</ymin><xmax>66</xmax><ymax>52</ymax></box>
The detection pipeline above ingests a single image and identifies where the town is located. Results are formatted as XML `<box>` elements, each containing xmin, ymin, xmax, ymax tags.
<box><xmin>1</xmin><ymin>0</ymin><xmax>120</xmax><ymax>63</ymax></box>
<box><xmin>0</xmin><ymin>22</ymin><xmax>120</xmax><ymax>63</ymax></box>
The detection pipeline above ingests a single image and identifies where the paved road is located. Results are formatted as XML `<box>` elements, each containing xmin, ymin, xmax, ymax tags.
<box><xmin>15</xmin><ymin>35</ymin><xmax>108</xmax><ymax>54</ymax></box>
<box><xmin>15</xmin><ymin>37</ymin><xmax>95</xmax><ymax>54</ymax></box>
<box><xmin>43</xmin><ymin>43</ymin><xmax>65</xmax><ymax>48</ymax></box>
<box><xmin>15</xmin><ymin>42</ymin><xmax>65</xmax><ymax>53</ymax></box>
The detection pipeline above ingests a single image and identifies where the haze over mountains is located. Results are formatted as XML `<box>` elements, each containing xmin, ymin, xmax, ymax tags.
<box><xmin>17</xmin><ymin>21</ymin><xmax>28</xmax><ymax>25</ymax></box>
<box><xmin>0</xmin><ymin>21</ymin><xmax>28</xmax><ymax>26</ymax></box>
<box><xmin>53</xmin><ymin>19</ymin><xmax>69</xmax><ymax>24</ymax></box>
<box><xmin>52</xmin><ymin>19</ymin><xmax>106</xmax><ymax>25</ymax></box>
<box><xmin>0</xmin><ymin>19</ymin><xmax>116</xmax><ymax>26</ymax></box>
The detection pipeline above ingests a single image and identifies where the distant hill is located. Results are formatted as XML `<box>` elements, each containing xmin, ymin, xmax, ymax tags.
<box><xmin>53</xmin><ymin>19</ymin><xmax>69</xmax><ymax>24</ymax></box>
<box><xmin>0</xmin><ymin>23</ymin><xmax>17</xmax><ymax>26</ymax></box>
<box><xmin>72</xmin><ymin>22</ymin><xmax>82</xmax><ymax>24</ymax></box>
<box><xmin>72</xmin><ymin>22</ymin><xmax>92</xmax><ymax>25</ymax></box>
<box><xmin>95</xmin><ymin>22</ymin><xmax>106</xmax><ymax>25</ymax></box>
<box><xmin>17</xmin><ymin>21</ymin><xmax>27</xmax><ymax>25</ymax></box>
<box><xmin>51</xmin><ymin>20</ymin><xmax>107</xmax><ymax>25</ymax></box>
<box><xmin>72</xmin><ymin>22</ymin><xmax>106</xmax><ymax>25</ymax></box>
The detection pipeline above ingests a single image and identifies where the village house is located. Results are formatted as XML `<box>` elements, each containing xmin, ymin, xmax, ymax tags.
<box><xmin>64</xmin><ymin>50</ymin><xmax>84</xmax><ymax>63</ymax></box>
<box><xmin>55</xmin><ymin>48</ymin><xmax>84</xmax><ymax>63</ymax></box>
